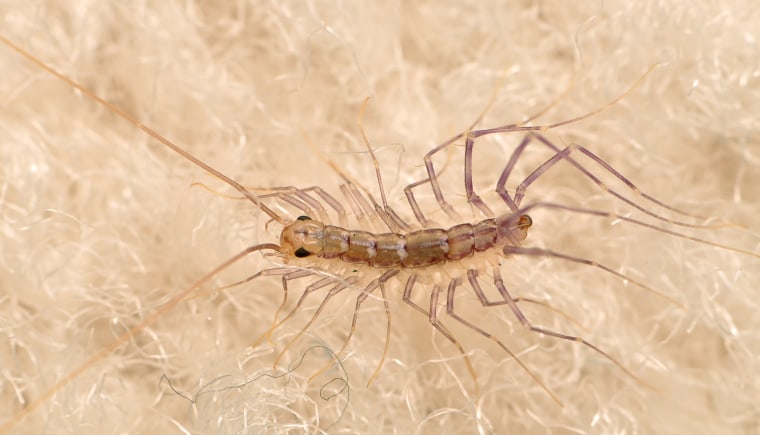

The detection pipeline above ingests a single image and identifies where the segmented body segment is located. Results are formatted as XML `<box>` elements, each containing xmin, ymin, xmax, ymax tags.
<box><xmin>280</xmin><ymin>214</ymin><xmax>532</xmax><ymax>267</ymax></box>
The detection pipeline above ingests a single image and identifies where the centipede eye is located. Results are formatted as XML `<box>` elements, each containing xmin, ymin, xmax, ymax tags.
<box><xmin>296</xmin><ymin>215</ymin><xmax>312</xmax><ymax>221</ymax></box>
<box><xmin>294</xmin><ymin>247</ymin><xmax>311</xmax><ymax>258</ymax></box>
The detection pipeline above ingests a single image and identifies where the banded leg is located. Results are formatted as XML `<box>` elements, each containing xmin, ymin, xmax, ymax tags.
<box><xmin>446</xmin><ymin>274</ymin><xmax>562</xmax><ymax>405</ymax></box>
<box><xmin>402</xmin><ymin>120</ymin><xmax>546</xmax><ymax>225</ymax></box>
<box><xmin>489</xmin><ymin>133</ymin><xmax>724</xmax><ymax>227</ymax></box>
<box><xmin>403</xmin><ymin>72</ymin><xmax>581</xmax><ymax>226</ymax></box>
<box><xmin>488</xmin><ymin>266</ymin><xmax>655</xmax><ymax>389</ymax></box>
<box><xmin>464</xmin><ymin>270</ymin><xmax>587</xmax><ymax>331</ymax></box>
<box><xmin>403</xmin><ymin>177</ymin><xmax>435</xmax><ymax>227</ymax></box>
<box><xmin>501</xmin><ymin>200</ymin><xmax>759</xmax><ymax>270</ymax></box>
<box><xmin>402</xmin><ymin>273</ymin><xmax>480</xmax><ymax>395</ymax></box>
<box><xmin>501</xmin><ymin>244</ymin><xmax>682</xmax><ymax>307</ymax></box>
<box><xmin>411</xmin><ymin>65</ymin><xmax>666</xmax><ymax>225</ymax></box>
<box><xmin>402</xmin><ymin>133</ymin><xmax>467</xmax><ymax>227</ymax></box>
<box><xmin>461</xmin><ymin>72</ymin><xmax>566</xmax><ymax>218</ymax></box>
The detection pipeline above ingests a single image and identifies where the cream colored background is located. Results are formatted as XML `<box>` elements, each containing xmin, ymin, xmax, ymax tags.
<box><xmin>1</xmin><ymin>1</ymin><xmax>759</xmax><ymax>434</ymax></box>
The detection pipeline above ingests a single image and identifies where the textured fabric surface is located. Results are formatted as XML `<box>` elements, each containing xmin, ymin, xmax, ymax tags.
<box><xmin>1</xmin><ymin>2</ymin><xmax>758</xmax><ymax>433</ymax></box>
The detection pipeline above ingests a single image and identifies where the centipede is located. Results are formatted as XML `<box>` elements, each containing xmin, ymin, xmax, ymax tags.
<box><xmin>2</xmin><ymin>6</ymin><xmax>759</xmax><ymax>434</ymax></box>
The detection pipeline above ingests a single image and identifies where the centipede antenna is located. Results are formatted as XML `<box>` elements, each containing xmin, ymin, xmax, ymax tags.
<box><xmin>0</xmin><ymin>35</ymin><xmax>288</xmax><ymax>226</ymax></box>
<box><xmin>0</xmin><ymin>242</ymin><xmax>280</xmax><ymax>433</ymax></box>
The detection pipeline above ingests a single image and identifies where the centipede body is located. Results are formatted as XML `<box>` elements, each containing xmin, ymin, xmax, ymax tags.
<box><xmin>2</xmin><ymin>2</ymin><xmax>760</xmax><ymax>435</ymax></box>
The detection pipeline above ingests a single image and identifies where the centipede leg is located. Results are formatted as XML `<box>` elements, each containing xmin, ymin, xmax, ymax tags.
<box><xmin>480</xmin><ymin>129</ymin><xmax>718</xmax><ymax>228</ymax></box>
<box><xmin>502</xmin><ymin>243</ymin><xmax>682</xmax><ymax>307</ymax></box>
<box><xmin>365</xmin><ymin>269</ymin><xmax>396</xmax><ymax>386</ymax></box>
<box><xmin>320</xmin><ymin>124</ymin><xmax>411</xmax><ymax>232</ymax></box>
<box><xmin>273</xmin><ymin>276</ymin><xmax>359</xmax><ymax>369</ymax></box>
<box><xmin>253</xmin><ymin>188</ymin><xmax>322</xmax><ymax>219</ymax></box>
<box><xmin>404</xmin><ymin>85</ymin><xmax>510</xmax><ymax>222</ymax></box>
<box><xmin>404</xmin><ymin>74</ymin><xmax>576</xmax><ymax>225</ymax></box>
<box><xmin>401</xmin><ymin>273</ymin><xmax>480</xmax><ymax>396</ymax></box>
<box><xmin>301</xmin><ymin>186</ymin><xmax>349</xmax><ymax>226</ymax></box>
<box><xmin>463</xmin><ymin>134</ymin><xmax>494</xmax><ymax>217</ymax></box>
<box><xmin>447</xmin><ymin>274</ymin><xmax>562</xmax><ymax>405</ymax></box>
<box><xmin>493</xmin><ymin>134</ymin><xmax>535</xmax><ymax>211</ymax></box>
<box><xmin>490</xmin><ymin>266</ymin><xmax>655</xmax><ymax>389</ymax></box>
<box><xmin>403</xmin><ymin>178</ymin><xmax>433</xmax><ymax>227</ymax></box>
<box><xmin>337</xmin><ymin>184</ymin><xmax>366</xmax><ymax>224</ymax></box>
<box><xmin>523</xmin><ymin>135</ymin><xmax>718</xmax><ymax>224</ymax></box>
<box><xmin>250</xmin><ymin>276</ymin><xmax>336</xmax><ymax>349</ymax></box>
<box><xmin>464</xmin><ymin>270</ymin><xmax>587</xmax><ymax>331</ymax></box>
<box><xmin>338</xmin><ymin>178</ymin><xmax>408</xmax><ymax>233</ymax></box>
<box><xmin>403</xmin><ymin>124</ymin><xmax>523</xmax><ymax>225</ymax></box>
<box><xmin>265</xmin><ymin>269</ymin><xmax>318</xmax><ymax>344</ymax></box>
<box><xmin>403</xmin><ymin>129</ymin><xmax>504</xmax><ymax>226</ymax></box>
<box><xmin>406</xmin><ymin>136</ymin><xmax>463</xmax><ymax>223</ymax></box>
<box><xmin>255</xmin><ymin>186</ymin><xmax>344</xmax><ymax>223</ymax></box>
<box><xmin>308</xmin><ymin>269</ymin><xmax>399</xmax><ymax>385</ymax></box>
<box><xmin>152</xmin><ymin>265</ymin><xmax>307</xmax><ymax>347</ymax></box>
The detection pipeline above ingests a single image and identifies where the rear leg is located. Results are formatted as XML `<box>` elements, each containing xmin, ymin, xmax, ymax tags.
<box><xmin>403</xmin><ymin>105</ymin><xmax>557</xmax><ymax>224</ymax></box>
<box><xmin>461</xmin><ymin>75</ymin><xmax>717</xmax><ymax>229</ymax></box>
<box><xmin>403</xmin><ymin>122</ymin><xmax>495</xmax><ymax>226</ymax></box>
<box><xmin>498</xmin><ymin>200</ymin><xmax>759</xmax><ymax>295</ymax></box>
<box><xmin>502</xmin><ymin>243</ymin><xmax>683</xmax><ymax>307</ymax></box>
<box><xmin>487</xmin><ymin>266</ymin><xmax>656</xmax><ymax>390</ymax></box>
<box><xmin>446</xmin><ymin>273</ymin><xmax>563</xmax><ymax>405</ymax></box>
<box><xmin>464</xmin><ymin>270</ymin><xmax>587</xmax><ymax>331</ymax></box>
<box><xmin>404</xmin><ymin>69</ymin><xmax>607</xmax><ymax>225</ymax></box>
<box><xmin>489</xmin><ymin>133</ymin><xmax>732</xmax><ymax>228</ymax></box>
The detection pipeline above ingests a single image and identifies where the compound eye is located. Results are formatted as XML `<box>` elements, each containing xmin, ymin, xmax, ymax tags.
<box><xmin>296</xmin><ymin>215</ymin><xmax>312</xmax><ymax>221</ymax></box>
<box><xmin>294</xmin><ymin>247</ymin><xmax>311</xmax><ymax>258</ymax></box>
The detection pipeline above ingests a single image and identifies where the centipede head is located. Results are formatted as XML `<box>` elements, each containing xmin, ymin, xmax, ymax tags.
<box><xmin>279</xmin><ymin>215</ymin><xmax>326</xmax><ymax>258</ymax></box>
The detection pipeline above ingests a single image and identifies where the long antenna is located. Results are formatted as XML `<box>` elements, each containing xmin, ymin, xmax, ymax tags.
<box><xmin>0</xmin><ymin>243</ymin><xmax>280</xmax><ymax>434</ymax></box>
<box><xmin>0</xmin><ymin>35</ymin><xmax>288</xmax><ymax>225</ymax></box>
